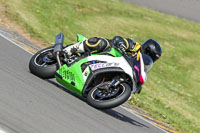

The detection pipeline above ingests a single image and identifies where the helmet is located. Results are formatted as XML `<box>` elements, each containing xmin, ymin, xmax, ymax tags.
<box><xmin>141</xmin><ymin>39</ymin><xmax>162</xmax><ymax>62</ymax></box>
<box><xmin>142</xmin><ymin>54</ymin><xmax>153</xmax><ymax>73</ymax></box>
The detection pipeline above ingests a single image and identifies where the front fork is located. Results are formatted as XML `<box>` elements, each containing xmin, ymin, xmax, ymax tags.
<box><xmin>111</xmin><ymin>76</ymin><xmax>125</xmax><ymax>87</ymax></box>
<box><xmin>55</xmin><ymin>52</ymin><xmax>62</xmax><ymax>68</ymax></box>
<box><xmin>53</xmin><ymin>33</ymin><xmax>64</xmax><ymax>68</ymax></box>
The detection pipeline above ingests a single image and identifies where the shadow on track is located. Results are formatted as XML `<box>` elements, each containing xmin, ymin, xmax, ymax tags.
<box><xmin>46</xmin><ymin>79</ymin><xmax>87</xmax><ymax>102</ymax></box>
<box><xmin>46</xmin><ymin>79</ymin><xmax>149</xmax><ymax>128</ymax></box>
<box><xmin>102</xmin><ymin>109</ymin><xmax>149</xmax><ymax>128</ymax></box>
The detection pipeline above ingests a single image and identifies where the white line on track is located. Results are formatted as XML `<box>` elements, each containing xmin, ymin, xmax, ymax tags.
<box><xmin>120</xmin><ymin>106</ymin><xmax>169</xmax><ymax>133</ymax></box>
<box><xmin>0</xmin><ymin>33</ymin><xmax>34</xmax><ymax>55</ymax></box>
<box><xmin>0</xmin><ymin>129</ymin><xmax>7</xmax><ymax>133</ymax></box>
<box><xmin>0</xmin><ymin>33</ymin><xmax>169</xmax><ymax>133</ymax></box>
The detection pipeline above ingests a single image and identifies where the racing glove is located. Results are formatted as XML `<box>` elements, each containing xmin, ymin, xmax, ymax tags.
<box><xmin>118</xmin><ymin>42</ymin><xmax>127</xmax><ymax>55</ymax></box>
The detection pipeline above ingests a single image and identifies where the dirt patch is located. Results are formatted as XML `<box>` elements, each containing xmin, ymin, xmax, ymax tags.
<box><xmin>0</xmin><ymin>4</ymin><xmax>47</xmax><ymax>49</ymax></box>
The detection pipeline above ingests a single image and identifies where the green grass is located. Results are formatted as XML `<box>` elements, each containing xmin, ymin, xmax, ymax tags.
<box><xmin>0</xmin><ymin>0</ymin><xmax>200</xmax><ymax>132</ymax></box>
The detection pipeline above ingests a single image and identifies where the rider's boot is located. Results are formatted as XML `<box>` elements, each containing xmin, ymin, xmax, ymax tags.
<box><xmin>63</xmin><ymin>42</ymin><xmax>85</xmax><ymax>55</ymax></box>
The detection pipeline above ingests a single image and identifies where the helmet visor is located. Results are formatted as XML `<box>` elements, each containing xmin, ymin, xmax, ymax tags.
<box><xmin>142</xmin><ymin>54</ymin><xmax>153</xmax><ymax>73</ymax></box>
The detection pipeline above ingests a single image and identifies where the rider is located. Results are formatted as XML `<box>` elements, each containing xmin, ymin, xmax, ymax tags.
<box><xmin>63</xmin><ymin>36</ymin><xmax>162</xmax><ymax>93</ymax></box>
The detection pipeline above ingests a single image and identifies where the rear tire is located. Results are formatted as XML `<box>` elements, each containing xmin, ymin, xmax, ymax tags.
<box><xmin>87</xmin><ymin>82</ymin><xmax>131</xmax><ymax>109</ymax></box>
<box><xmin>29</xmin><ymin>46</ymin><xmax>58</xmax><ymax>79</ymax></box>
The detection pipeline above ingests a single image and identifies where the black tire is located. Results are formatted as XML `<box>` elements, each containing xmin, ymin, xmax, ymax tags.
<box><xmin>87</xmin><ymin>82</ymin><xmax>131</xmax><ymax>109</ymax></box>
<box><xmin>29</xmin><ymin>46</ymin><xmax>58</xmax><ymax>79</ymax></box>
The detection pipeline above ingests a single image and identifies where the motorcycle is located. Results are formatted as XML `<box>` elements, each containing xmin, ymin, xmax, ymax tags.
<box><xmin>29</xmin><ymin>33</ymin><xmax>139</xmax><ymax>109</ymax></box>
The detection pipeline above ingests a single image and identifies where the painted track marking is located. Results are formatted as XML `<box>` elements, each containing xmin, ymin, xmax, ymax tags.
<box><xmin>0</xmin><ymin>129</ymin><xmax>7</xmax><ymax>133</ymax></box>
<box><xmin>0</xmin><ymin>22</ymin><xmax>9</xmax><ymax>27</ymax></box>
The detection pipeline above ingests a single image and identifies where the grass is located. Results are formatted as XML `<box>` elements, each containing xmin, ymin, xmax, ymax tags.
<box><xmin>0</xmin><ymin>0</ymin><xmax>200</xmax><ymax>132</ymax></box>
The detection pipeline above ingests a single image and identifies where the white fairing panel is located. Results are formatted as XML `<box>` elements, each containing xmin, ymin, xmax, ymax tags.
<box><xmin>87</xmin><ymin>55</ymin><xmax>133</xmax><ymax>79</ymax></box>
<box><xmin>139</xmin><ymin>53</ymin><xmax>147</xmax><ymax>82</ymax></box>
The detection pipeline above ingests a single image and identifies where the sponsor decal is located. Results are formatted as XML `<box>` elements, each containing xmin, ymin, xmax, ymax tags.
<box><xmin>82</xmin><ymin>67</ymin><xmax>90</xmax><ymax>81</ymax></box>
<box><xmin>89</xmin><ymin>63</ymin><xmax>119</xmax><ymax>71</ymax></box>
<box><xmin>61</xmin><ymin>70</ymin><xmax>75</xmax><ymax>81</ymax></box>
<box><xmin>84</xmin><ymin>70</ymin><xmax>88</xmax><ymax>76</ymax></box>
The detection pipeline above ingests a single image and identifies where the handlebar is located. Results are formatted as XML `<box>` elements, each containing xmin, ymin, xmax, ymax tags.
<box><xmin>53</xmin><ymin>33</ymin><xmax>64</xmax><ymax>55</ymax></box>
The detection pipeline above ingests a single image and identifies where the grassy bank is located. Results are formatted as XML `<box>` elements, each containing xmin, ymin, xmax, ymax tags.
<box><xmin>0</xmin><ymin>0</ymin><xmax>199</xmax><ymax>132</ymax></box>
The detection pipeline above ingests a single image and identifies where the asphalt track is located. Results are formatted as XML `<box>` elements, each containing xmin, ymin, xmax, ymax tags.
<box><xmin>0</xmin><ymin>34</ymin><xmax>167</xmax><ymax>133</ymax></box>
<box><xmin>124</xmin><ymin>0</ymin><xmax>200</xmax><ymax>23</ymax></box>
<box><xmin>1</xmin><ymin>0</ymin><xmax>198</xmax><ymax>132</ymax></box>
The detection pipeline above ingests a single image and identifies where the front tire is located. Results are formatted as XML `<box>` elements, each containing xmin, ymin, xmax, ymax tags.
<box><xmin>29</xmin><ymin>46</ymin><xmax>58</xmax><ymax>79</ymax></box>
<box><xmin>87</xmin><ymin>82</ymin><xmax>131</xmax><ymax>109</ymax></box>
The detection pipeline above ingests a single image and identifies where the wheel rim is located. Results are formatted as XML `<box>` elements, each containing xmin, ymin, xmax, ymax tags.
<box><xmin>91</xmin><ymin>82</ymin><xmax>126</xmax><ymax>101</ymax></box>
<box><xmin>34</xmin><ymin>48</ymin><xmax>56</xmax><ymax>67</ymax></box>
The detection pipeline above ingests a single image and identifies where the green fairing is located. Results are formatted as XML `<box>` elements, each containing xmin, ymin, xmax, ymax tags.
<box><xmin>77</xmin><ymin>34</ymin><xmax>87</xmax><ymax>42</ymax></box>
<box><xmin>55</xmin><ymin>58</ymin><xmax>89</xmax><ymax>96</ymax></box>
<box><xmin>55</xmin><ymin>45</ymin><xmax>122</xmax><ymax>96</ymax></box>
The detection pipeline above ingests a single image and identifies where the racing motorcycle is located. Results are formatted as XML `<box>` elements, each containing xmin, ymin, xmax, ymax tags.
<box><xmin>29</xmin><ymin>33</ymin><xmax>139</xmax><ymax>109</ymax></box>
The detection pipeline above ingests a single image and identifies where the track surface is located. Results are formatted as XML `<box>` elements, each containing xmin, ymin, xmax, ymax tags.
<box><xmin>124</xmin><ymin>0</ymin><xmax>200</xmax><ymax>23</ymax></box>
<box><xmin>0</xmin><ymin>35</ymin><xmax>165</xmax><ymax>133</ymax></box>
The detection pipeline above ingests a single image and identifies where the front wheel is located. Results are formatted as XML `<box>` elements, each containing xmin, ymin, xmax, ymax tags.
<box><xmin>29</xmin><ymin>46</ymin><xmax>58</xmax><ymax>79</ymax></box>
<box><xmin>87</xmin><ymin>82</ymin><xmax>131</xmax><ymax>109</ymax></box>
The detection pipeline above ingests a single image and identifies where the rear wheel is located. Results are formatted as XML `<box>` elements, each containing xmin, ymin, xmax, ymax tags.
<box><xmin>87</xmin><ymin>82</ymin><xmax>131</xmax><ymax>109</ymax></box>
<box><xmin>29</xmin><ymin>46</ymin><xmax>58</xmax><ymax>79</ymax></box>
